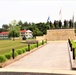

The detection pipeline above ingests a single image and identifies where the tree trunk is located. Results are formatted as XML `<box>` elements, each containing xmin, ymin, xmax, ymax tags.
<box><xmin>13</xmin><ymin>37</ymin><xmax>15</xmax><ymax>41</ymax></box>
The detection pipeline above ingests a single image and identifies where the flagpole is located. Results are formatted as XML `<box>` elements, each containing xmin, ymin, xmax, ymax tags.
<box><xmin>59</xmin><ymin>9</ymin><xmax>62</xmax><ymax>21</ymax></box>
<box><xmin>72</xmin><ymin>13</ymin><xmax>74</xmax><ymax>29</ymax></box>
<box><xmin>72</xmin><ymin>13</ymin><xmax>76</xmax><ymax>36</ymax></box>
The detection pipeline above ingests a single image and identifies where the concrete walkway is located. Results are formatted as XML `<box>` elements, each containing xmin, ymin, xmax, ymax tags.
<box><xmin>4</xmin><ymin>41</ymin><xmax>71</xmax><ymax>70</ymax></box>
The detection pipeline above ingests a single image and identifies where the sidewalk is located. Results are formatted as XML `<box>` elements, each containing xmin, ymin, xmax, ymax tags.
<box><xmin>3</xmin><ymin>41</ymin><xmax>71</xmax><ymax>70</ymax></box>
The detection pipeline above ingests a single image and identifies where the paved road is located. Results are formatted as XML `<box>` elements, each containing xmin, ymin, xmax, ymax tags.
<box><xmin>4</xmin><ymin>41</ymin><xmax>71</xmax><ymax>70</ymax></box>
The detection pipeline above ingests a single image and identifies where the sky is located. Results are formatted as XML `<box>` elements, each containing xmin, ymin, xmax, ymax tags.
<box><xmin>0</xmin><ymin>0</ymin><xmax>76</xmax><ymax>28</ymax></box>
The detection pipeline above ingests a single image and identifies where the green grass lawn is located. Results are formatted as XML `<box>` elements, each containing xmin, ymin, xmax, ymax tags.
<box><xmin>0</xmin><ymin>39</ymin><xmax>27</xmax><ymax>55</ymax></box>
<box><xmin>0</xmin><ymin>39</ymin><xmax>46</xmax><ymax>63</ymax></box>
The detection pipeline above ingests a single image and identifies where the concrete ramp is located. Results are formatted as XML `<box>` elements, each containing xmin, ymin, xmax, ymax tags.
<box><xmin>4</xmin><ymin>41</ymin><xmax>71</xmax><ymax>70</ymax></box>
<box><xmin>1</xmin><ymin>41</ymin><xmax>74</xmax><ymax>75</ymax></box>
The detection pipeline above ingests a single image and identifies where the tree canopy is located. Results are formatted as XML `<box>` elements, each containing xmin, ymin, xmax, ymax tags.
<box><xmin>0</xmin><ymin>19</ymin><xmax>75</xmax><ymax>38</ymax></box>
<box><xmin>8</xmin><ymin>20</ymin><xmax>20</xmax><ymax>41</ymax></box>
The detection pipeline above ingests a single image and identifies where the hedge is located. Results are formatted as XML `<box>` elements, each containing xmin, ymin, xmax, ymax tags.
<box><xmin>30</xmin><ymin>44</ymin><xmax>36</xmax><ymax>50</ymax></box>
<box><xmin>22</xmin><ymin>48</ymin><xmax>26</xmax><ymax>53</ymax></box>
<box><xmin>14</xmin><ymin>51</ymin><xmax>18</xmax><ymax>57</ymax></box>
<box><xmin>16</xmin><ymin>49</ymin><xmax>23</xmax><ymax>55</ymax></box>
<box><xmin>0</xmin><ymin>40</ymin><xmax>47</xmax><ymax>63</ymax></box>
<box><xmin>0</xmin><ymin>55</ymin><xmax>7</xmax><ymax>63</ymax></box>
<box><xmin>5</xmin><ymin>53</ymin><xmax>12</xmax><ymax>59</ymax></box>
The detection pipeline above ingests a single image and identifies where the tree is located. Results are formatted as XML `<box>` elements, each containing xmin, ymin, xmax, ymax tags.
<box><xmin>33</xmin><ymin>28</ymin><xmax>43</xmax><ymax>37</ymax></box>
<box><xmin>46</xmin><ymin>22</ymin><xmax>50</xmax><ymax>30</ymax></box>
<box><xmin>56</xmin><ymin>20</ymin><xmax>59</xmax><ymax>29</ymax></box>
<box><xmin>17</xmin><ymin>20</ymin><xmax>23</xmax><ymax>30</ymax></box>
<box><xmin>25</xmin><ymin>22</ymin><xmax>36</xmax><ymax>31</ymax></box>
<box><xmin>2</xmin><ymin>24</ymin><xmax>9</xmax><ymax>31</ymax></box>
<box><xmin>36</xmin><ymin>22</ymin><xmax>48</xmax><ymax>34</ymax></box>
<box><xmin>0</xmin><ymin>28</ymin><xmax>3</xmax><ymax>32</ymax></box>
<box><xmin>18</xmin><ymin>20</ymin><xmax>23</xmax><ymax>25</ymax></box>
<box><xmin>69</xmin><ymin>19</ymin><xmax>73</xmax><ymax>28</ymax></box>
<box><xmin>54</xmin><ymin>20</ymin><xmax>56</xmax><ymax>28</ymax></box>
<box><xmin>54</xmin><ymin>20</ymin><xmax>59</xmax><ymax>29</ymax></box>
<box><xmin>8</xmin><ymin>20</ymin><xmax>20</xmax><ymax>41</ymax></box>
<box><xmin>64</xmin><ymin>20</ymin><xmax>68</xmax><ymax>28</ymax></box>
<box><xmin>59</xmin><ymin>20</ymin><xmax>62</xmax><ymax>29</ymax></box>
<box><xmin>49</xmin><ymin>21</ymin><xmax>52</xmax><ymax>29</ymax></box>
<box><xmin>21</xmin><ymin>21</ymin><xmax>29</xmax><ymax>30</ymax></box>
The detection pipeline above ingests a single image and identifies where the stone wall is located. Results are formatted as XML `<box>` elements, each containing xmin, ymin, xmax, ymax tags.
<box><xmin>45</xmin><ymin>29</ymin><xmax>76</xmax><ymax>41</ymax></box>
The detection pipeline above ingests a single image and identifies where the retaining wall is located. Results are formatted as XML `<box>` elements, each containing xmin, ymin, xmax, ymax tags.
<box><xmin>36</xmin><ymin>29</ymin><xmax>76</xmax><ymax>41</ymax></box>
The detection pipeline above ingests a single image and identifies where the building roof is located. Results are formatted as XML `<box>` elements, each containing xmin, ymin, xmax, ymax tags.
<box><xmin>0</xmin><ymin>32</ymin><xmax>8</xmax><ymax>34</ymax></box>
<box><xmin>0</xmin><ymin>30</ymin><xmax>27</xmax><ymax>35</ymax></box>
<box><xmin>26</xmin><ymin>30</ymin><xmax>32</xmax><ymax>33</ymax></box>
<box><xmin>20</xmin><ymin>30</ymin><xmax>26</xmax><ymax>33</ymax></box>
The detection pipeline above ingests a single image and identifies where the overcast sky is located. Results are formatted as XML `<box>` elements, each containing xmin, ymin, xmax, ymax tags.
<box><xmin>0</xmin><ymin>0</ymin><xmax>76</xmax><ymax>28</ymax></box>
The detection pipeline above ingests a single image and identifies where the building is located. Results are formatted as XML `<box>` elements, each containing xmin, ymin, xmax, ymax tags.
<box><xmin>0</xmin><ymin>32</ymin><xmax>8</xmax><ymax>39</ymax></box>
<box><xmin>20</xmin><ymin>30</ymin><xmax>27</xmax><ymax>37</ymax></box>
<box><xmin>25</xmin><ymin>30</ymin><xmax>33</xmax><ymax>39</ymax></box>
<box><xmin>0</xmin><ymin>30</ymin><xmax>33</xmax><ymax>39</ymax></box>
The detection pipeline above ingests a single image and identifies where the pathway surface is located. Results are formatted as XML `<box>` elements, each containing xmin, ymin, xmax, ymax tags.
<box><xmin>4</xmin><ymin>41</ymin><xmax>71</xmax><ymax>70</ymax></box>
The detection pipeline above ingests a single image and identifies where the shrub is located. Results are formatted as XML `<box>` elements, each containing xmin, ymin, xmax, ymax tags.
<box><xmin>42</xmin><ymin>40</ymin><xmax>44</xmax><ymax>44</ymax></box>
<box><xmin>33</xmin><ymin>44</ymin><xmax>37</xmax><ymax>48</ymax></box>
<box><xmin>52</xmin><ymin>24</ymin><xmax>55</xmax><ymax>29</ymax></box>
<box><xmin>43</xmin><ymin>40</ymin><xmax>45</xmax><ymax>44</ymax></box>
<box><xmin>10</xmin><ymin>51</ymin><xmax>18</xmax><ymax>58</ymax></box>
<box><xmin>30</xmin><ymin>45</ymin><xmax>34</xmax><ymax>50</ymax></box>
<box><xmin>34</xmin><ymin>44</ymin><xmax>37</xmax><ymax>47</ymax></box>
<box><xmin>25</xmin><ymin>47</ymin><xmax>28</xmax><ymax>51</ymax></box>
<box><xmin>38</xmin><ymin>42</ymin><xmax>42</xmax><ymax>46</ymax></box>
<box><xmin>14</xmin><ymin>51</ymin><xmax>18</xmax><ymax>57</ymax></box>
<box><xmin>30</xmin><ymin>44</ymin><xmax>37</xmax><ymax>50</ymax></box>
<box><xmin>16</xmin><ymin>49</ymin><xmax>23</xmax><ymax>55</ymax></box>
<box><xmin>25</xmin><ymin>47</ymin><xmax>28</xmax><ymax>50</ymax></box>
<box><xmin>5</xmin><ymin>53</ymin><xmax>12</xmax><ymax>59</ymax></box>
<box><xmin>22</xmin><ymin>48</ymin><xmax>26</xmax><ymax>53</ymax></box>
<box><xmin>0</xmin><ymin>55</ymin><xmax>7</xmax><ymax>63</ymax></box>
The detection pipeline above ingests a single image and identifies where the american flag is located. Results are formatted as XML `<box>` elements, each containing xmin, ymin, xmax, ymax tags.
<box><xmin>47</xmin><ymin>16</ymin><xmax>50</xmax><ymax>22</ymax></box>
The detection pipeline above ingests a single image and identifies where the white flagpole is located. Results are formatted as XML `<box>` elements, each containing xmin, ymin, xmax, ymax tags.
<box><xmin>72</xmin><ymin>13</ymin><xmax>74</xmax><ymax>28</ymax></box>
<box><xmin>59</xmin><ymin>9</ymin><xmax>62</xmax><ymax>21</ymax></box>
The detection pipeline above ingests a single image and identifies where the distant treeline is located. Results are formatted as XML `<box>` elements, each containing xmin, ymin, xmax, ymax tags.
<box><xmin>0</xmin><ymin>19</ymin><xmax>76</xmax><ymax>37</ymax></box>
<box><xmin>0</xmin><ymin>20</ymin><xmax>50</xmax><ymax>37</ymax></box>
<box><xmin>50</xmin><ymin>19</ymin><xmax>74</xmax><ymax>29</ymax></box>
